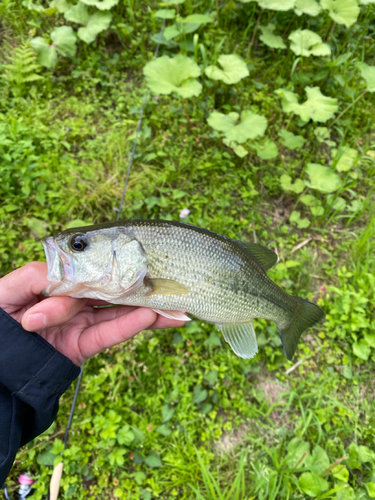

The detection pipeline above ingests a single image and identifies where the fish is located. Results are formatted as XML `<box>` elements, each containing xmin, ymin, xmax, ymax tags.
<box><xmin>41</xmin><ymin>219</ymin><xmax>325</xmax><ymax>360</ymax></box>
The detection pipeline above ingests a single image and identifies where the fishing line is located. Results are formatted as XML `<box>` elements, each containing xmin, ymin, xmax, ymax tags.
<box><xmin>40</xmin><ymin>9</ymin><xmax>170</xmax><ymax>500</ymax></box>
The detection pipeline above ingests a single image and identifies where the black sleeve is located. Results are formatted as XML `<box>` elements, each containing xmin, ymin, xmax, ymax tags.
<box><xmin>0</xmin><ymin>308</ymin><xmax>81</xmax><ymax>487</ymax></box>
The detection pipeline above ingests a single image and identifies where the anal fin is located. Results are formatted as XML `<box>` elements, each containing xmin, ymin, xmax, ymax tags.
<box><xmin>152</xmin><ymin>309</ymin><xmax>191</xmax><ymax>322</ymax></box>
<box><xmin>217</xmin><ymin>321</ymin><xmax>258</xmax><ymax>359</ymax></box>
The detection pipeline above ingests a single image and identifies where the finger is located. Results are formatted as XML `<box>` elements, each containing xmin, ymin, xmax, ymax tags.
<box><xmin>149</xmin><ymin>314</ymin><xmax>187</xmax><ymax>329</ymax></box>
<box><xmin>22</xmin><ymin>296</ymin><xmax>88</xmax><ymax>331</ymax></box>
<box><xmin>78</xmin><ymin>307</ymin><xmax>159</xmax><ymax>361</ymax></box>
<box><xmin>0</xmin><ymin>262</ymin><xmax>49</xmax><ymax>310</ymax></box>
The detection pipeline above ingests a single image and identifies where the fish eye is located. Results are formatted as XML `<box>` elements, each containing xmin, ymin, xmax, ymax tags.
<box><xmin>68</xmin><ymin>233</ymin><xmax>88</xmax><ymax>253</ymax></box>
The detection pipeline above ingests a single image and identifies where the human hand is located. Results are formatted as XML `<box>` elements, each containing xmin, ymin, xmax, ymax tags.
<box><xmin>0</xmin><ymin>262</ymin><xmax>186</xmax><ymax>366</ymax></box>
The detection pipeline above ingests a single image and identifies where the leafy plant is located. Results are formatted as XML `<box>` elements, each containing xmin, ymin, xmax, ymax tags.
<box><xmin>205</xmin><ymin>54</ymin><xmax>249</xmax><ymax>84</ymax></box>
<box><xmin>143</xmin><ymin>55</ymin><xmax>202</xmax><ymax>98</ymax></box>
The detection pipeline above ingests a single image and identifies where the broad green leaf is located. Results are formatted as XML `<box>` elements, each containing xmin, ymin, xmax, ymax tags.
<box><xmin>301</xmin><ymin>194</ymin><xmax>317</xmax><ymax>206</ymax></box>
<box><xmin>223</xmin><ymin>138</ymin><xmax>248</xmax><ymax>158</ymax></box>
<box><xmin>204</xmin><ymin>331</ymin><xmax>222</xmax><ymax>346</ymax></box>
<box><xmin>162</xmin><ymin>404</ymin><xmax>175</xmax><ymax>423</ymax></box>
<box><xmin>143</xmin><ymin>55</ymin><xmax>202</xmax><ymax>98</ymax></box>
<box><xmin>332</xmin><ymin>465</ymin><xmax>349</xmax><ymax>482</ymax></box>
<box><xmin>154</xmin><ymin>9</ymin><xmax>175</xmax><ymax>19</ymax></box>
<box><xmin>156</xmin><ymin>424</ymin><xmax>172</xmax><ymax>436</ymax></box>
<box><xmin>310</xmin><ymin>205</ymin><xmax>324</xmax><ymax>216</ymax></box>
<box><xmin>203</xmin><ymin>370</ymin><xmax>218</xmax><ymax>387</ymax></box>
<box><xmin>50</xmin><ymin>0</ymin><xmax>71</xmax><ymax>12</ymax></box>
<box><xmin>314</xmin><ymin>126</ymin><xmax>330</xmax><ymax>142</ymax></box>
<box><xmin>207</xmin><ymin>110</ymin><xmax>267</xmax><ymax>144</ymax></box>
<box><xmin>252</xmin><ymin>140</ymin><xmax>278</xmax><ymax>159</ymax></box>
<box><xmin>356</xmin><ymin>62</ymin><xmax>375</xmax><ymax>92</ymax></box>
<box><xmin>299</xmin><ymin>472</ymin><xmax>329</xmax><ymax>497</ymax></box>
<box><xmin>258</xmin><ymin>0</ymin><xmax>296</xmax><ymax>10</ymax></box>
<box><xmin>358</xmin><ymin>445</ymin><xmax>375</xmax><ymax>463</ymax></box>
<box><xmin>259</xmin><ymin>24</ymin><xmax>286</xmax><ymax>49</ymax></box>
<box><xmin>274</xmin><ymin>88</ymin><xmax>299</xmax><ymax>113</ymax></box>
<box><xmin>278</xmin><ymin>129</ymin><xmax>305</xmax><ymax>149</ymax></box>
<box><xmin>306</xmin><ymin>163</ymin><xmax>341</xmax><ymax>193</ymax></box>
<box><xmin>295</xmin><ymin>0</ymin><xmax>321</xmax><ymax>15</ymax></box>
<box><xmin>193</xmin><ymin>384</ymin><xmax>208</xmax><ymax>404</ymax></box>
<box><xmin>353</xmin><ymin>339</ymin><xmax>371</xmax><ymax>360</ymax></box>
<box><xmin>64</xmin><ymin>1</ymin><xmax>89</xmax><ymax>24</ymax></box>
<box><xmin>288</xmin><ymin>29</ymin><xmax>331</xmax><ymax>57</ymax></box>
<box><xmin>364</xmin><ymin>332</ymin><xmax>375</xmax><ymax>347</ymax></box>
<box><xmin>332</xmin><ymin>197</ymin><xmax>346</xmax><ymax>210</ymax></box>
<box><xmin>51</xmin><ymin>26</ymin><xmax>77</xmax><ymax>57</ymax></box>
<box><xmin>280</xmin><ymin>174</ymin><xmax>305</xmax><ymax>193</ymax></box>
<box><xmin>297</xmin><ymin>87</ymin><xmax>338</xmax><ymax>123</ymax></box>
<box><xmin>205</xmin><ymin>54</ymin><xmax>249</xmax><ymax>84</ymax></box>
<box><xmin>366</xmin><ymin>483</ymin><xmax>375</xmax><ymax>499</ymax></box>
<box><xmin>178</xmin><ymin>14</ymin><xmax>213</xmax><ymax>23</ymax></box>
<box><xmin>117</xmin><ymin>425</ymin><xmax>134</xmax><ymax>445</ymax></box>
<box><xmin>285</xmin><ymin>438</ymin><xmax>310</xmax><ymax>468</ymax></box>
<box><xmin>334</xmin><ymin>146</ymin><xmax>358</xmax><ymax>172</ymax></box>
<box><xmin>26</xmin><ymin>217</ymin><xmax>47</xmax><ymax>238</ymax></box>
<box><xmin>144</xmin><ymin>451</ymin><xmax>163</xmax><ymax>468</ymax></box>
<box><xmin>80</xmin><ymin>0</ymin><xmax>118</xmax><ymax>8</ymax></box>
<box><xmin>30</xmin><ymin>37</ymin><xmax>57</xmax><ymax>68</ymax></box>
<box><xmin>308</xmin><ymin>445</ymin><xmax>330</xmax><ymax>475</ymax></box>
<box><xmin>320</xmin><ymin>0</ymin><xmax>359</xmax><ymax>28</ymax></box>
<box><xmin>77</xmin><ymin>11</ymin><xmax>112</xmax><ymax>44</ymax></box>
<box><xmin>163</xmin><ymin>25</ymin><xmax>181</xmax><ymax>40</ymax></box>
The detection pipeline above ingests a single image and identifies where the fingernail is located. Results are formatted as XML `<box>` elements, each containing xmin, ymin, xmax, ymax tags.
<box><xmin>25</xmin><ymin>313</ymin><xmax>47</xmax><ymax>331</ymax></box>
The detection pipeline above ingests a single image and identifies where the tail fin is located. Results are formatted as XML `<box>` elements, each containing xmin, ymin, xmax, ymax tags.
<box><xmin>278</xmin><ymin>297</ymin><xmax>325</xmax><ymax>360</ymax></box>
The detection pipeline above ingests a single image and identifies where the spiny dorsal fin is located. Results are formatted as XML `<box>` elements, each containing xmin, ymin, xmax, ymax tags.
<box><xmin>217</xmin><ymin>321</ymin><xmax>258</xmax><ymax>359</ymax></box>
<box><xmin>145</xmin><ymin>277</ymin><xmax>189</xmax><ymax>295</ymax></box>
<box><xmin>235</xmin><ymin>241</ymin><xmax>278</xmax><ymax>271</ymax></box>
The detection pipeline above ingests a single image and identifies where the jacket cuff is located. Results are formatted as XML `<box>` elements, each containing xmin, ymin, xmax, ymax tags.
<box><xmin>0</xmin><ymin>308</ymin><xmax>81</xmax><ymax>406</ymax></box>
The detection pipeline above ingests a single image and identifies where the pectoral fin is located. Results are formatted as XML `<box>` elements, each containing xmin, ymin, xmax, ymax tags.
<box><xmin>217</xmin><ymin>321</ymin><xmax>258</xmax><ymax>359</ymax></box>
<box><xmin>152</xmin><ymin>309</ymin><xmax>191</xmax><ymax>321</ymax></box>
<box><xmin>145</xmin><ymin>277</ymin><xmax>189</xmax><ymax>295</ymax></box>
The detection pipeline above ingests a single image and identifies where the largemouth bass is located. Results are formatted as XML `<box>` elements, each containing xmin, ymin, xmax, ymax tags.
<box><xmin>41</xmin><ymin>220</ymin><xmax>325</xmax><ymax>360</ymax></box>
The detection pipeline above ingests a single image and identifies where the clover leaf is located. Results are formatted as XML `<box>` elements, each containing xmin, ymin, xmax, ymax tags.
<box><xmin>306</xmin><ymin>163</ymin><xmax>341</xmax><ymax>193</ymax></box>
<box><xmin>207</xmin><ymin>110</ymin><xmax>267</xmax><ymax>144</ymax></box>
<box><xmin>320</xmin><ymin>0</ymin><xmax>359</xmax><ymax>28</ymax></box>
<box><xmin>294</xmin><ymin>0</ymin><xmax>321</xmax><ymax>16</ymax></box>
<box><xmin>78</xmin><ymin>11</ymin><xmax>112</xmax><ymax>43</ymax></box>
<box><xmin>356</xmin><ymin>62</ymin><xmax>375</xmax><ymax>92</ymax></box>
<box><xmin>288</xmin><ymin>29</ymin><xmax>331</xmax><ymax>57</ymax></box>
<box><xmin>143</xmin><ymin>55</ymin><xmax>202</xmax><ymax>98</ymax></box>
<box><xmin>80</xmin><ymin>0</ymin><xmax>118</xmax><ymax>10</ymax></box>
<box><xmin>259</xmin><ymin>24</ymin><xmax>286</xmax><ymax>49</ymax></box>
<box><xmin>205</xmin><ymin>54</ymin><xmax>249</xmax><ymax>84</ymax></box>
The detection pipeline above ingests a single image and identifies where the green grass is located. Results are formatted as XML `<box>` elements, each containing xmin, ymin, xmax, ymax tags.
<box><xmin>1</xmin><ymin>0</ymin><xmax>375</xmax><ymax>498</ymax></box>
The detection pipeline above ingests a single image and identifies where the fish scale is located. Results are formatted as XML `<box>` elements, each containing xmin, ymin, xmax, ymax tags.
<box><xmin>42</xmin><ymin>219</ymin><xmax>325</xmax><ymax>360</ymax></box>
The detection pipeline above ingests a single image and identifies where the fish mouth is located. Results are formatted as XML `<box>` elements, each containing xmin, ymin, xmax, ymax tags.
<box><xmin>41</xmin><ymin>236</ymin><xmax>75</xmax><ymax>296</ymax></box>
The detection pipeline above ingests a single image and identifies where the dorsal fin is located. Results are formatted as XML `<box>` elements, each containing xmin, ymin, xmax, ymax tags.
<box><xmin>235</xmin><ymin>241</ymin><xmax>278</xmax><ymax>271</ymax></box>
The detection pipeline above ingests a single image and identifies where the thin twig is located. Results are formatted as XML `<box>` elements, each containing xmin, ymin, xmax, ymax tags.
<box><xmin>285</xmin><ymin>357</ymin><xmax>307</xmax><ymax>375</ymax></box>
<box><xmin>291</xmin><ymin>237</ymin><xmax>312</xmax><ymax>254</ymax></box>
